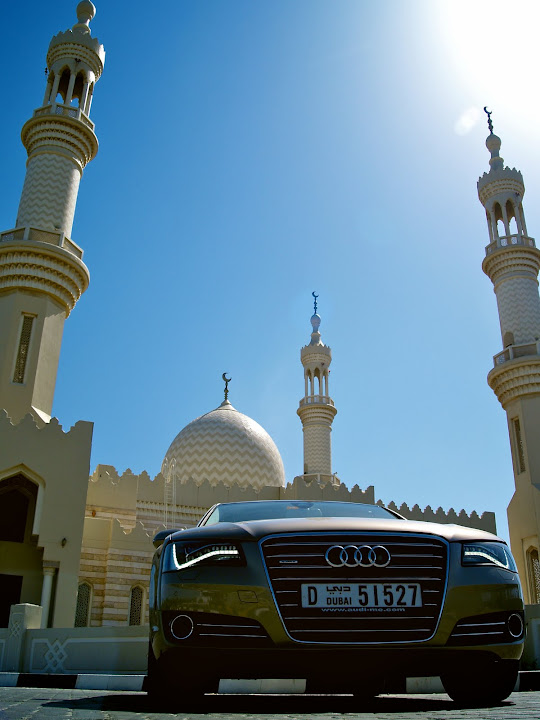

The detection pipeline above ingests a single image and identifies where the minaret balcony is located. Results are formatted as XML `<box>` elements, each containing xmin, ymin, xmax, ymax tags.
<box><xmin>485</xmin><ymin>234</ymin><xmax>536</xmax><ymax>256</ymax></box>
<box><xmin>33</xmin><ymin>103</ymin><xmax>95</xmax><ymax>131</ymax></box>
<box><xmin>299</xmin><ymin>395</ymin><xmax>335</xmax><ymax>407</ymax></box>
<box><xmin>0</xmin><ymin>226</ymin><xmax>83</xmax><ymax>260</ymax></box>
<box><xmin>493</xmin><ymin>341</ymin><xmax>540</xmax><ymax>367</ymax></box>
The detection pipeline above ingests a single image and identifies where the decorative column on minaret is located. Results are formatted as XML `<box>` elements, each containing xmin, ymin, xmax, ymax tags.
<box><xmin>296</xmin><ymin>294</ymin><xmax>339</xmax><ymax>485</ymax></box>
<box><xmin>478</xmin><ymin>110</ymin><xmax>540</xmax><ymax>603</ymax></box>
<box><xmin>0</xmin><ymin>2</ymin><xmax>104</xmax><ymax>424</ymax></box>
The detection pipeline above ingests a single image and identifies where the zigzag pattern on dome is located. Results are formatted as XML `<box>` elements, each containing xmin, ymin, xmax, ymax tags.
<box><xmin>162</xmin><ymin>401</ymin><xmax>286</xmax><ymax>490</ymax></box>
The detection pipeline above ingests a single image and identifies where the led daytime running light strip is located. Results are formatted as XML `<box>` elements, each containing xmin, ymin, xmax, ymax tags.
<box><xmin>173</xmin><ymin>544</ymin><xmax>240</xmax><ymax>570</ymax></box>
<box><xmin>463</xmin><ymin>547</ymin><xmax>509</xmax><ymax>569</ymax></box>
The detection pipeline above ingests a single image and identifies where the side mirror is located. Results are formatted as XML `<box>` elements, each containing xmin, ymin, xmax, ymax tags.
<box><xmin>152</xmin><ymin>527</ymin><xmax>187</xmax><ymax>548</ymax></box>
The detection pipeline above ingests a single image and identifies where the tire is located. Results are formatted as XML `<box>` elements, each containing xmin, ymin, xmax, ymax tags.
<box><xmin>146</xmin><ymin>641</ymin><xmax>207</xmax><ymax>706</ymax></box>
<box><xmin>351</xmin><ymin>675</ymin><xmax>384</xmax><ymax>700</ymax></box>
<box><xmin>441</xmin><ymin>659</ymin><xmax>519</xmax><ymax>706</ymax></box>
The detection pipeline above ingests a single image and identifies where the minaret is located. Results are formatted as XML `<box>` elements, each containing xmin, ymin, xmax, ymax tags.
<box><xmin>296</xmin><ymin>293</ymin><xmax>338</xmax><ymax>484</ymax></box>
<box><xmin>0</xmin><ymin>2</ymin><xmax>105</xmax><ymax>424</ymax></box>
<box><xmin>477</xmin><ymin>110</ymin><xmax>540</xmax><ymax>603</ymax></box>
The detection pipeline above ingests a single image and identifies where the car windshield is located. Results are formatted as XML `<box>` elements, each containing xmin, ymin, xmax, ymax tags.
<box><xmin>200</xmin><ymin>500</ymin><xmax>398</xmax><ymax>525</ymax></box>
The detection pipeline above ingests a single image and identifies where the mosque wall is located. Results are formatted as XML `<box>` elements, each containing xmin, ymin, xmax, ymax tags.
<box><xmin>78</xmin><ymin>463</ymin><xmax>496</xmax><ymax>627</ymax></box>
<box><xmin>0</xmin><ymin>412</ymin><xmax>93</xmax><ymax>627</ymax></box>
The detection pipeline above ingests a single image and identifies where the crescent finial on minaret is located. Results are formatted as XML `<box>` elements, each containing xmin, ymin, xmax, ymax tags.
<box><xmin>312</xmin><ymin>291</ymin><xmax>319</xmax><ymax>314</ymax></box>
<box><xmin>222</xmin><ymin>372</ymin><xmax>232</xmax><ymax>402</ymax></box>
<box><xmin>484</xmin><ymin>106</ymin><xmax>494</xmax><ymax>134</ymax></box>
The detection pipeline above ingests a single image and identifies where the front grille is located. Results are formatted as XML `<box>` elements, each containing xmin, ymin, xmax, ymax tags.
<box><xmin>163</xmin><ymin>611</ymin><xmax>273</xmax><ymax>647</ymax></box>
<box><xmin>447</xmin><ymin>611</ymin><xmax>525</xmax><ymax>646</ymax></box>
<box><xmin>260</xmin><ymin>532</ymin><xmax>448</xmax><ymax>644</ymax></box>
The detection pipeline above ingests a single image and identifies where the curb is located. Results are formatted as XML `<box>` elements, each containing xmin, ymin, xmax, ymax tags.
<box><xmin>0</xmin><ymin>673</ymin><xmax>145</xmax><ymax>691</ymax></box>
<box><xmin>1</xmin><ymin>671</ymin><xmax>539</xmax><ymax>693</ymax></box>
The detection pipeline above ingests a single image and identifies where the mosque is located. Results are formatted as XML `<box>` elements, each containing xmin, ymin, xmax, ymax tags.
<box><xmin>0</xmin><ymin>3</ymin><xmax>537</xmax><ymax>634</ymax></box>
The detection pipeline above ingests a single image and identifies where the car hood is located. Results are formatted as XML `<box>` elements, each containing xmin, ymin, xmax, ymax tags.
<box><xmin>166</xmin><ymin>517</ymin><xmax>502</xmax><ymax>544</ymax></box>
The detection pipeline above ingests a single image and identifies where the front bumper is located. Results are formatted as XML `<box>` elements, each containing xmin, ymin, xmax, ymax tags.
<box><xmin>151</xmin><ymin>537</ymin><xmax>524</xmax><ymax>680</ymax></box>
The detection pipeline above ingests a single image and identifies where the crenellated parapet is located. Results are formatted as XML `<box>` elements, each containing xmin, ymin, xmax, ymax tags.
<box><xmin>377</xmin><ymin>499</ymin><xmax>496</xmax><ymax>534</ymax></box>
<box><xmin>477</xmin><ymin>166</ymin><xmax>524</xmax><ymax>205</ymax></box>
<box><xmin>87</xmin><ymin>462</ymin><xmax>493</xmax><ymax>536</ymax></box>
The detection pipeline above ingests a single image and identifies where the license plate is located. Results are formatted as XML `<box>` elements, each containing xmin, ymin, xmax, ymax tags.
<box><xmin>301</xmin><ymin>583</ymin><xmax>422</xmax><ymax>608</ymax></box>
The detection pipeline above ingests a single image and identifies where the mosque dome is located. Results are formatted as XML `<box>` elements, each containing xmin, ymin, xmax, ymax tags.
<box><xmin>162</xmin><ymin>400</ymin><xmax>286</xmax><ymax>490</ymax></box>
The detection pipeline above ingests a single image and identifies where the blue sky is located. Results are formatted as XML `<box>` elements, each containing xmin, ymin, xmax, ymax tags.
<box><xmin>2</xmin><ymin>0</ymin><xmax>540</xmax><ymax>541</ymax></box>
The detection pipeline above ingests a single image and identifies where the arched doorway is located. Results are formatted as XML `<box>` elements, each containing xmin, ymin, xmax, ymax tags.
<box><xmin>0</xmin><ymin>474</ymin><xmax>43</xmax><ymax>626</ymax></box>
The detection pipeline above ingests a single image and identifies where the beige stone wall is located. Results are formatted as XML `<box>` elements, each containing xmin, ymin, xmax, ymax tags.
<box><xmin>0</xmin><ymin>291</ymin><xmax>67</xmax><ymax>425</ymax></box>
<box><xmin>81</xmin><ymin>517</ymin><xmax>154</xmax><ymax>627</ymax></box>
<box><xmin>505</xmin><ymin>394</ymin><xmax>540</xmax><ymax>604</ymax></box>
<box><xmin>80</xmin><ymin>464</ymin><xmax>496</xmax><ymax>628</ymax></box>
<box><xmin>0</xmin><ymin>412</ymin><xmax>93</xmax><ymax>627</ymax></box>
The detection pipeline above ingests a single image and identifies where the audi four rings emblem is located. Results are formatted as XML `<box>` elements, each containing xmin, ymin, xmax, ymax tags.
<box><xmin>325</xmin><ymin>544</ymin><xmax>391</xmax><ymax>568</ymax></box>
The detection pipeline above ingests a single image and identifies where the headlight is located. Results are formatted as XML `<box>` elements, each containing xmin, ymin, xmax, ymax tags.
<box><xmin>163</xmin><ymin>541</ymin><xmax>244</xmax><ymax>572</ymax></box>
<box><xmin>461</xmin><ymin>542</ymin><xmax>517</xmax><ymax>572</ymax></box>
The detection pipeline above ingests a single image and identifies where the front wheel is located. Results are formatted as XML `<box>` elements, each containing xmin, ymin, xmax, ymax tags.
<box><xmin>146</xmin><ymin>641</ymin><xmax>208</xmax><ymax>706</ymax></box>
<box><xmin>441</xmin><ymin>660</ymin><xmax>519</xmax><ymax>706</ymax></box>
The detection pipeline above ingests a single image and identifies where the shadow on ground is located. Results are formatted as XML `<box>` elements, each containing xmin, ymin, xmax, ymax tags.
<box><xmin>45</xmin><ymin>693</ymin><xmax>515</xmax><ymax>715</ymax></box>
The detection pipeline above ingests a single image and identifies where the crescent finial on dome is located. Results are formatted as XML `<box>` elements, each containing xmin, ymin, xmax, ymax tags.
<box><xmin>222</xmin><ymin>372</ymin><xmax>231</xmax><ymax>402</ymax></box>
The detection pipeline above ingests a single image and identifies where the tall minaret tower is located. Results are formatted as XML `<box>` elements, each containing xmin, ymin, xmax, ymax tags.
<box><xmin>296</xmin><ymin>294</ymin><xmax>338</xmax><ymax>484</ymax></box>
<box><xmin>478</xmin><ymin>110</ymin><xmax>540</xmax><ymax>603</ymax></box>
<box><xmin>0</xmin><ymin>2</ymin><xmax>105</xmax><ymax>424</ymax></box>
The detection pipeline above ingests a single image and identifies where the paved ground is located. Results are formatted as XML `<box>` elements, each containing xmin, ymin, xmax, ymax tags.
<box><xmin>0</xmin><ymin>688</ymin><xmax>540</xmax><ymax>719</ymax></box>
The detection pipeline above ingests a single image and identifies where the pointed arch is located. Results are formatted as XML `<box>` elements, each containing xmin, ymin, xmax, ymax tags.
<box><xmin>55</xmin><ymin>66</ymin><xmax>71</xmax><ymax>104</ymax></box>
<box><xmin>503</xmin><ymin>331</ymin><xmax>514</xmax><ymax>348</ymax></box>
<box><xmin>506</xmin><ymin>199</ymin><xmax>518</xmax><ymax>235</ymax></box>
<box><xmin>0</xmin><ymin>465</ymin><xmax>45</xmax><ymax>536</ymax></box>
<box><xmin>0</xmin><ymin>476</ymin><xmax>37</xmax><ymax>543</ymax></box>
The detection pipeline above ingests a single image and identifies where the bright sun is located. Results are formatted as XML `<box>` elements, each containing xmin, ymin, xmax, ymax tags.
<box><xmin>437</xmin><ymin>0</ymin><xmax>540</xmax><ymax>138</ymax></box>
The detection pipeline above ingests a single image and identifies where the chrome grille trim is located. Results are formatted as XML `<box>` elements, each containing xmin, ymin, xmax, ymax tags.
<box><xmin>450</xmin><ymin>631</ymin><xmax>505</xmax><ymax>637</ymax></box>
<box><xmin>259</xmin><ymin>531</ymin><xmax>449</xmax><ymax>645</ymax></box>
<box><xmin>199</xmin><ymin>632</ymin><xmax>269</xmax><ymax>638</ymax></box>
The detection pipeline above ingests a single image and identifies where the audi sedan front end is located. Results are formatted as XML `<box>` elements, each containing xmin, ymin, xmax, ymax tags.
<box><xmin>148</xmin><ymin>500</ymin><xmax>524</xmax><ymax>706</ymax></box>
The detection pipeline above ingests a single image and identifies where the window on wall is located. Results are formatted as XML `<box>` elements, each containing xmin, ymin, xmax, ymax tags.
<box><xmin>129</xmin><ymin>586</ymin><xmax>144</xmax><ymax>626</ymax></box>
<box><xmin>13</xmin><ymin>315</ymin><xmax>35</xmax><ymax>384</ymax></box>
<box><xmin>512</xmin><ymin>417</ymin><xmax>526</xmax><ymax>474</ymax></box>
<box><xmin>75</xmin><ymin>582</ymin><xmax>91</xmax><ymax>627</ymax></box>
